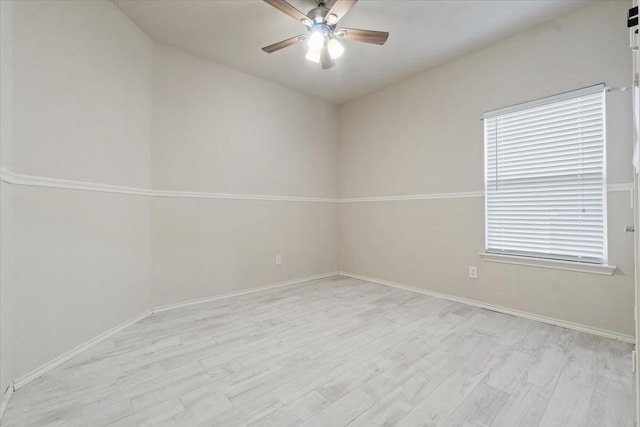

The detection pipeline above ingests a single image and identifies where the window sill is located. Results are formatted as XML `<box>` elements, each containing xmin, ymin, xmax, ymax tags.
<box><xmin>479</xmin><ymin>252</ymin><xmax>616</xmax><ymax>276</ymax></box>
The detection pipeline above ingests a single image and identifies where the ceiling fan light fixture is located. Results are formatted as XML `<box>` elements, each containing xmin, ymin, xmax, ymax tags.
<box><xmin>305</xmin><ymin>48</ymin><xmax>321</xmax><ymax>63</ymax></box>
<box><xmin>308</xmin><ymin>29</ymin><xmax>325</xmax><ymax>50</ymax></box>
<box><xmin>261</xmin><ymin>0</ymin><xmax>389</xmax><ymax>69</ymax></box>
<box><xmin>327</xmin><ymin>38</ymin><xmax>344</xmax><ymax>59</ymax></box>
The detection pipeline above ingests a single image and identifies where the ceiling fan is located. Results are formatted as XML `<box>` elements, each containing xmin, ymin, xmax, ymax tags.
<box><xmin>262</xmin><ymin>0</ymin><xmax>389</xmax><ymax>69</ymax></box>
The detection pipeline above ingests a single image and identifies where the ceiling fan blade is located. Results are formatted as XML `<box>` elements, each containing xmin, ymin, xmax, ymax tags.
<box><xmin>337</xmin><ymin>28</ymin><xmax>389</xmax><ymax>45</ymax></box>
<box><xmin>262</xmin><ymin>35</ymin><xmax>304</xmax><ymax>53</ymax></box>
<box><xmin>326</xmin><ymin>0</ymin><xmax>358</xmax><ymax>24</ymax></box>
<box><xmin>263</xmin><ymin>0</ymin><xmax>309</xmax><ymax>24</ymax></box>
<box><xmin>320</xmin><ymin>47</ymin><xmax>335</xmax><ymax>69</ymax></box>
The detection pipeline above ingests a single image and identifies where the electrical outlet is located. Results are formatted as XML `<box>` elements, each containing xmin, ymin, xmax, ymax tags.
<box><xmin>468</xmin><ymin>266</ymin><xmax>478</xmax><ymax>279</ymax></box>
<box><xmin>275</xmin><ymin>255</ymin><xmax>282</xmax><ymax>265</ymax></box>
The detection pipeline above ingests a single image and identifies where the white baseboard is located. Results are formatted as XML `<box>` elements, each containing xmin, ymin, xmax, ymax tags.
<box><xmin>6</xmin><ymin>268</ymin><xmax>630</xmax><ymax>422</ymax></box>
<box><xmin>7</xmin><ymin>271</ymin><xmax>339</xmax><ymax>397</ymax></box>
<box><xmin>152</xmin><ymin>272</ymin><xmax>340</xmax><ymax>314</ymax></box>
<box><xmin>0</xmin><ymin>383</ymin><xmax>14</xmax><ymax>421</ymax></box>
<box><xmin>339</xmin><ymin>271</ymin><xmax>635</xmax><ymax>344</ymax></box>
<box><xmin>12</xmin><ymin>309</ymin><xmax>152</xmax><ymax>390</ymax></box>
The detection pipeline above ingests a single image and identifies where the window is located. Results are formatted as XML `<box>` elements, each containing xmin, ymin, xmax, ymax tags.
<box><xmin>483</xmin><ymin>84</ymin><xmax>607</xmax><ymax>264</ymax></box>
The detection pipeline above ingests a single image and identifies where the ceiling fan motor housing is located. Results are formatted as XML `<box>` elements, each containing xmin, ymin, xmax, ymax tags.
<box><xmin>308</xmin><ymin>4</ymin><xmax>331</xmax><ymax>26</ymax></box>
<box><xmin>262</xmin><ymin>0</ymin><xmax>389</xmax><ymax>69</ymax></box>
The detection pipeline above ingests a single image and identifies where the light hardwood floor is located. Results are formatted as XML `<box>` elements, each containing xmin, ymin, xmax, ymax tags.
<box><xmin>2</xmin><ymin>276</ymin><xmax>635</xmax><ymax>426</ymax></box>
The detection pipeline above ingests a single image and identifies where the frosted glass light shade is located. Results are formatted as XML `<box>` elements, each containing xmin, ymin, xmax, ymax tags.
<box><xmin>305</xmin><ymin>49</ymin><xmax>321</xmax><ymax>63</ymax></box>
<box><xmin>308</xmin><ymin>30</ymin><xmax>325</xmax><ymax>51</ymax></box>
<box><xmin>327</xmin><ymin>38</ymin><xmax>344</xmax><ymax>59</ymax></box>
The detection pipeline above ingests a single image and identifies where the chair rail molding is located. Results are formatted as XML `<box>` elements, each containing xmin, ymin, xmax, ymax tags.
<box><xmin>2</xmin><ymin>168</ymin><xmax>632</xmax><ymax>202</ymax></box>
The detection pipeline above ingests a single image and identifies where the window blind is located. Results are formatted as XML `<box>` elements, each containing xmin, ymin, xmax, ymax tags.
<box><xmin>484</xmin><ymin>85</ymin><xmax>607</xmax><ymax>264</ymax></box>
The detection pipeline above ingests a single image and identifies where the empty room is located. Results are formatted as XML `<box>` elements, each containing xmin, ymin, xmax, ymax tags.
<box><xmin>1</xmin><ymin>0</ymin><xmax>639</xmax><ymax>425</ymax></box>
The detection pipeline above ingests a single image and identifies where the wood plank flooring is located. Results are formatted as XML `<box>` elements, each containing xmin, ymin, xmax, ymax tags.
<box><xmin>2</xmin><ymin>276</ymin><xmax>635</xmax><ymax>426</ymax></box>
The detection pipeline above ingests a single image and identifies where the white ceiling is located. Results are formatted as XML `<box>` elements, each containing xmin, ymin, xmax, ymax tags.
<box><xmin>113</xmin><ymin>0</ymin><xmax>590</xmax><ymax>104</ymax></box>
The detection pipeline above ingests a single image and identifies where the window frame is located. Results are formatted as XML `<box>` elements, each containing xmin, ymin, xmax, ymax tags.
<box><xmin>482</xmin><ymin>84</ymin><xmax>609</xmax><ymax>266</ymax></box>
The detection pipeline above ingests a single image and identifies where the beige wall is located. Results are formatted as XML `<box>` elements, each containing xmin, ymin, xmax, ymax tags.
<box><xmin>0</xmin><ymin>0</ymin><xmax>14</xmax><ymax>395</ymax></box>
<box><xmin>1</xmin><ymin>0</ymin><xmax>340</xmax><ymax>387</ymax></box>
<box><xmin>338</xmin><ymin>0</ymin><xmax>636</xmax><ymax>336</ymax></box>
<box><xmin>0</xmin><ymin>0</ymin><xmax>635</xmax><ymax>399</ymax></box>
<box><xmin>0</xmin><ymin>0</ymin><xmax>12</xmax><ymax>172</ymax></box>
<box><xmin>152</xmin><ymin>44</ymin><xmax>338</xmax><ymax>197</ymax></box>
<box><xmin>12</xmin><ymin>188</ymin><xmax>152</xmax><ymax>376</ymax></box>
<box><xmin>5</xmin><ymin>0</ymin><xmax>153</xmax><ymax>383</ymax></box>
<box><xmin>1</xmin><ymin>182</ymin><xmax>13</xmax><ymax>396</ymax></box>
<box><xmin>12</xmin><ymin>1</ymin><xmax>152</xmax><ymax>188</ymax></box>
<box><xmin>151</xmin><ymin>44</ymin><xmax>339</xmax><ymax>307</ymax></box>
<box><xmin>152</xmin><ymin>198</ymin><xmax>337</xmax><ymax>306</ymax></box>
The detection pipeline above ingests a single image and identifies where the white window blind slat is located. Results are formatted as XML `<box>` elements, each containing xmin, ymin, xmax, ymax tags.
<box><xmin>487</xmin><ymin>144</ymin><xmax>604</xmax><ymax>159</ymax></box>
<box><xmin>484</xmin><ymin>87</ymin><xmax>607</xmax><ymax>264</ymax></box>
<box><xmin>482</xmin><ymin>84</ymin><xmax>605</xmax><ymax>118</ymax></box>
<box><xmin>489</xmin><ymin>117</ymin><xmax>603</xmax><ymax>139</ymax></box>
<box><xmin>496</xmin><ymin>104</ymin><xmax>603</xmax><ymax>125</ymax></box>
<box><xmin>489</xmin><ymin>160</ymin><xmax>603</xmax><ymax>174</ymax></box>
<box><xmin>492</xmin><ymin>102</ymin><xmax>602</xmax><ymax>126</ymax></box>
